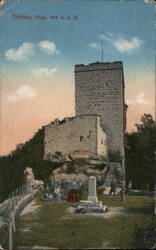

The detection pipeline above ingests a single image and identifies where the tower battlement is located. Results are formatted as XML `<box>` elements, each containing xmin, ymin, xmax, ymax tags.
<box><xmin>75</xmin><ymin>61</ymin><xmax>123</xmax><ymax>72</ymax></box>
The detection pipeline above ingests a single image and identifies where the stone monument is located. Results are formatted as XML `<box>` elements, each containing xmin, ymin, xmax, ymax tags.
<box><xmin>75</xmin><ymin>176</ymin><xmax>107</xmax><ymax>213</ymax></box>
<box><xmin>88</xmin><ymin>176</ymin><xmax>97</xmax><ymax>202</ymax></box>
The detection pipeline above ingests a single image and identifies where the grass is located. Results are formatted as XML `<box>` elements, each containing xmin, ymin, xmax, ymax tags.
<box><xmin>98</xmin><ymin>192</ymin><xmax>154</xmax><ymax>213</ymax></box>
<box><xmin>14</xmin><ymin>191</ymin><xmax>155</xmax><ymax>249</ymax></box>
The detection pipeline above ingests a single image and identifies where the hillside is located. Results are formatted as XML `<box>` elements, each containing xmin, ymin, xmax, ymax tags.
<box><xmin>0</xmin><ymin>127</ymin><xmax>55</xmax><ymax>203</ymax></box>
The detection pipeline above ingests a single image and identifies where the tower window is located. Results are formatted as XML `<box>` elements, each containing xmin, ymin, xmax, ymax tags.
<box><xmin>80</xmin><ymin>136</ymin><xmax>84</xmax><ymax>142</ymax></box>
<box><xmin>101</xmin><ymin>139</ymin><xmax>104</xmax><ymax>145</ymax></box>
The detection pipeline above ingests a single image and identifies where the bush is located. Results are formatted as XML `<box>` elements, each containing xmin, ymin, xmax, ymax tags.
<box><xmin>134</xmin><ymin>217</ymin><xmax>156</xmax><ymax>249</ymax></box>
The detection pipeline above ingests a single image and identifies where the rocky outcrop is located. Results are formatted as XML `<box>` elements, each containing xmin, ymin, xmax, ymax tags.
<box><xmin>48</xmin><ymin>151</ymin><xmax>122</xmax><ymax>188</ymax></box>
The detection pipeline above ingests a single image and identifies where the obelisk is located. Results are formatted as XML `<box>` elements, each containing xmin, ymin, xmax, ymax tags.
<box><xmin>87</xmin><ymin>176</ymin><xmax>98</xmax><ymax>202</ymax></box>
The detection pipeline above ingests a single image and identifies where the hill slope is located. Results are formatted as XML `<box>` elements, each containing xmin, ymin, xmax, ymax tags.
<box><xmin>0</xmin><ymin>127</ymin><xmax>55</xmax><ymax>202</ymax></box>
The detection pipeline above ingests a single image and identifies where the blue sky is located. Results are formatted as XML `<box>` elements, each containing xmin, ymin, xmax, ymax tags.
<box><xmin>0</xmin><ymin>0</ymin><xmax>155</xmax><ymax>155</ymax></box>
<box><xmin>0</xmin><ymin>0</ymin><xmax>155</xmax><ymax>69</ymax></box>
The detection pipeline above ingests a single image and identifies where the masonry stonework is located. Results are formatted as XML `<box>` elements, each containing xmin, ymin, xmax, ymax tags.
<box><xmin>75</xmin><ymin>61</ymin><xmax>127</xmax><ymax>154</ymax></box>
<box><xmin>44</xmin><ymin>115</ymin><xmax>107</xmax><ymax>157</ymax></box>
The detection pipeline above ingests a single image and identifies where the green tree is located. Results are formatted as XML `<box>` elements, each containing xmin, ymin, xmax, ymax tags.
<box><xmin>0</xmin><ymin>127</ymin><xmax>58</xmax><ymax>202</ymax></box>
<box><xmin>125</xmin><ymin>114</ymin><xmax>156</xmax><ymax>190</ymax></box>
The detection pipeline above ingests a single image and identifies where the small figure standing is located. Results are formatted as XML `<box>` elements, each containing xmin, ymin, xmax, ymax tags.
<box><xmin>68</xmin><ymin>189</ymin><xmax>79</xmax><ymax>202</ymax></box>
<box><xmin>72</xmin><ymin>179</ymin><xmax>78</xmax><ymax>189</ymax></box>
<box><xmin>77</xmin><ymin>179</ymin><xmax>83</xmax><ymax>200</ymax></box>
<box><xmin>120</xmin><ymin>188</ymin><xmax>125</xmax><ymax>201</ymax></box>
<box><xmin>54</xmin><ymin>184</ymin><xmax>61</xmax><ymax>201</ymax></box>
<box><xmin>127</xmin><ymin>180</ymin><xmax>132</xmax><ymax>194</ymax></box>
<box><xmin>109</xmin><ymin>180</ymin><xmax>117</xmax><ymax>196</ymax></box>
<box><xmin>61</xmin><ymin>179</ymin><xmax>68</xmax><ymax>200</ymax></box>
<box><xmin>44</xmin><ymin>192</ymin><xmax>49</xmax><ymax>201</ymax></box>
<box><xmin>49</xmin><ymin>193</ymin><xmax>53</xmax><ymax>202</ymax></box>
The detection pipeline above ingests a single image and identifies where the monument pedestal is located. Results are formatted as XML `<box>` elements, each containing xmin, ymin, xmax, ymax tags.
<box><xmin>76</xmin><ymin>201</ymin><xmax>107</xmax><ymax>213</ymax></box>
<box><xmin>75</xmin><ymin>176</ymin><xmax>107</xmax><ymax>214</ymax></box>
<box><xmin>87</xmin><ymin>196</ymin><xmax>97</xmax><ymax>202</ymax></box>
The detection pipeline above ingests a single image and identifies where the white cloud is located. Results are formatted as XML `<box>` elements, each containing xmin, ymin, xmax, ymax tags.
<box><xmin>144</xmin><ymin>0</ymin><xmax>153</xmax><ymax>3</ymax></box>
<box><xmin>88</xmin><ymin>38</ymin><xmax>115</xmax><ymax>56</ymax></box>
<box><xmin>113</xmin><ymin>37</ymin><xmax>143</xmax><ymax>53</ymax></box>
<box><xmin>89</xmin><ymin>43</ymin><xmax>100</xmax><ymax>49</ymax></box>
<box><xmin>100</xmin><ymin>33</ymin><xmax>111</xmax><ymax>42</ymax></box>
<box><xmin>5</xmin><ymin>42</ymin><xmax>35</xmax><ymax>61</ymax></box>
<box><xmin>126</xmin><ymin>93</ymin><xmax>151</xmax><ymax>106</ymax></box>
<box><xmin>136</xmin><ymin>93</ymin><xmax>151</xmax><ymax>105</ymax></box>
<box><xmin>5</xmin><ymin>40</ymin><xmax>60</xmax><ymax>62</ymax></box>
<box><xmin>38</xmin><ymin>41</ymin><xmax>60</xmax><ymax>54</ymax></box>
<box><xmin>32</xmin><ymin>67</ymin><xmax>57</xmax><ymax>76</ymax></box>
<box><xmin>100</xmin><ymin>33</ymin><xmax>143</xmax><ymax>54</ymax></box>
<box><xmin>8</xmin><ymin>85</ymin><xmax>37</xmax><ymax>102</ymax></box>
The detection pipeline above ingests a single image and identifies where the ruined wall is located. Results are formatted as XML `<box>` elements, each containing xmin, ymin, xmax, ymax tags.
<box><xmin>75</xmin><ymin>61</ymin><xmax>126</xmax><ymax>154</ymax></box>
<box><xmin>44</xmin><ymin>115</ymin><xmax>107</xmax><ymax>156</ymax></box>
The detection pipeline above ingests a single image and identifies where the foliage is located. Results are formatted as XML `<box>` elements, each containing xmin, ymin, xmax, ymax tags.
<box><xmin>125</xmin><ymin>114</ymin><xmax>156</xmax><ymax>190</ymax></box>
<box><xmin>107</xmin><ymin>149</ymin><xmax>122</xmax><ymax>163</ymax></box>
<box><xmin>134</xmin><ymin>217</ymin><xmax>156</xmax><ymax>249</ymax></box>
<box><xmin>0</xmin><ymin>128</ymin><xmax>57</xmax><ymax>202</ymax></box>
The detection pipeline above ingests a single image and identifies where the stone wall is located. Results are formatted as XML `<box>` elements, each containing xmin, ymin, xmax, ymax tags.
<box><xmin>75</xmin><ymin>61</ymin><xmax>127</xmax><ymax>154</ymax></box>
<box><xmin>103</xmin><ymin>162</ymin><xmax>123</xmax><ymax>194</ymax></box>
<box><xmin>103</xmin><ymin>162</ymin><xmax>123</xmax><ymax>187</ymax></box>
<box><xmin>44</xmin><ymin>115</ymin><xmax>107</xmax><ymax>157</ymax></box>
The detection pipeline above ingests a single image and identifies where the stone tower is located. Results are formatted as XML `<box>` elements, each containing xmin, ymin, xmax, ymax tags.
<box><xmin>75</xmin><ymin>61</ymin><xmax>127</xmax><ymax>155</ymax></box>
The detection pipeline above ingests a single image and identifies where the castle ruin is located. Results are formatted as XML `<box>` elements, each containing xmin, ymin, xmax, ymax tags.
<box><xmin>44</xmin><ymin>61</ymin><xmax>127</xmax><ymax>159</ymax></box>
<box><xmin>44</xmin><ymin>115</ymin><xmax>107</xmax><ymax>157</ymax></box>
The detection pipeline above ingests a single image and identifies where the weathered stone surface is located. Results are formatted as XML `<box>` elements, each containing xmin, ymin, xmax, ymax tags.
<box><xmin>103</xmin><ymin>162</ymin><xmax>123</xmax><ymax>187</ymax></box>
<box><xmin>69</xmin><ymin>151</ymin><xmax>97</xmax><ymax>160</ymax></box>
<box><xmin>50</xmin><ymin>157</ymin><xmax>122</xmax><ymax>188</ymax></box>
<box><xmin>75</xmin><ymin>61</ymin><xmax>127</xmax><ymax>154</ymax></box>
<box><xmin>88</xmin><ymin>176</ymin><xmax>98</xmax><ymax>202</ymax></box>
<box><xmin>53</xmin><ymin>172</ymin><xmax>88</xmax><ymax>183</ymax></box>
<box><xmin>44</xmin><ymin>115</ymin><xmax>107</xmax><ymax>157</ymax></box>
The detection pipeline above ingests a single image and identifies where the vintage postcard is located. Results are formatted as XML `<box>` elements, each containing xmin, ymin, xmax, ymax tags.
<box><xmin>0</xmin><ymin>0</ymin><xmax>155</xmax><ymax>249</ymax></box>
